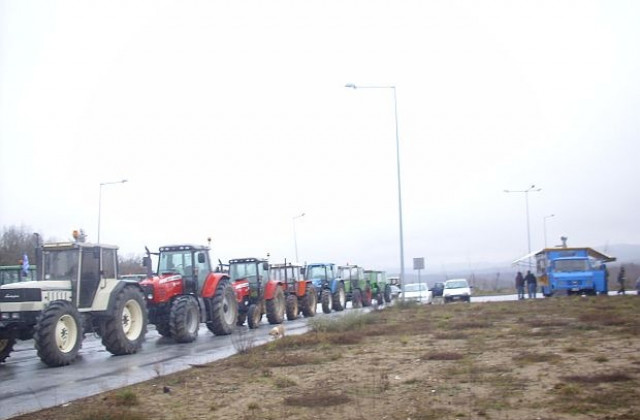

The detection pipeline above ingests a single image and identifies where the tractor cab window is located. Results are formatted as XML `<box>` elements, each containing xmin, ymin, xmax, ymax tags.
<box><xmin>195</xmin><ymin>252</ymin><xmax>209</xmax><ymax>289</ymax></box>
<box><xmin>306</xmin><ymin>266</ymin><xmax>327</xmax><ymax>280</ymax></box>
<box><xmin>102</xmin><ymin>248</ymin><xmax>117</xmax><ymax>279</ymax></box>
<box><xmin>159</xmin><ymin>251</ymin><xmax>193</xmax><ymax>276</ymax></box>
<box><xmin>44</xmin><ymin>249</ymin><xmax>79</xmax><ymax>281</ymax></box>
<box><xmin>80</xmin><ymin>248</ymin><xmax>101</xmax><ymax>307</ymax></box>
<box><xmin>230</xmin><ymin>263</ymin><xmax>259</xmax><ymax>288</ymax></box>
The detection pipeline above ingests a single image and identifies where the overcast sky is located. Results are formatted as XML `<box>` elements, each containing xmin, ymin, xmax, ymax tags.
<box><xmin>1</xmin><ymin>1</ymin><xmax>639</xmax><ymax>274</ymax></box>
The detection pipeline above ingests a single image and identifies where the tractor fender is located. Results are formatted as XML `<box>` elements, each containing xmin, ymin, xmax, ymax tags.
<box><xmin>330</xmin><ymin>279</ymin><xmax>343</xmax><ymax>294</ymax></box>
<box><xmin>263</xmin><ymin>281</ymin><xmax>283</xmax><ymax>300</ymax></box>
<box><xmin>201</xmin><ymin>273</ymin><xmax>229</xmax><ymax>299</ymax></box>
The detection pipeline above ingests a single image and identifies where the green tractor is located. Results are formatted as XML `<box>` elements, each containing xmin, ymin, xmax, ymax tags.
<box><xmin>364</xmin><ymin>270</ymin><xmax>392</xmax><ymax>304</ymax></box>
<box><xmin>0</xmin><ymin>265</ymin><xmax>36</xmax><ymax>286</ymax></box>
<box><xmin>336</xmin><ymin>264</ymin><xmax>372</xmax><ymax>308</ymax></box>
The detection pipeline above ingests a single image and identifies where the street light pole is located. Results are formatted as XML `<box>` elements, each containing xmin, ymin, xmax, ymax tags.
<box><xmin>504</xmin><ymin>185</ymin><xmax>541</xmax><ymax>266</ymax></box>
<box><xmin>97</xmin><ymin>179</ymin><xmax>128</xmax><ymax>244</ymax></box>
<box><xmin>543</xmin><ymin>214</ymin><xmax>555</xmax><ymax>248</ymax></box>
<box><xmin>292</xmin><ymin>212</ymin><xmax>305</xmax><ymax>262</ymax></box>
<box><xmin>345</xmin><ymin>83</ymin><xmax>405</xmax><ymax>288</ymax></box>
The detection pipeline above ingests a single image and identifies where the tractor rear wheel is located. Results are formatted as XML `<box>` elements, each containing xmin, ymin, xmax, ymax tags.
<box><xmin>286</xmin><ymin>294</ymin><xmax>299</xmax><ymax>321</ymax></box>
<box><xmin>248</xmin><ymin>304</ymin><xmax>262</xmax><ymax>329</ymax></box>
<box><xmin>301</xmin><ymin>287</ymin><xmax>317</xmax><ymax>317</ymax></box>
<box><xmin>0</xmin><ymin>338</ymin><xmax>16</xmax><ymax>363</ymax></box>
<box><xmin>321</xmin><ymin>289</ymin><xmax>333</xmax><ymax>314</ymax></box>
<box><xmin>266</xmin><ymin>287</ymin><xmax>285</xmax><ymax>324</ymax></box>
<box><xmin>101</xmin><ymin>286</ymin><xmax>148</xmax><ymax>355</ymax></box>
<box><xmin>170</xmin><ymin>296</ymin><xmax>200</xmax><ymax>343</ymax></box>
<box><xmin>384</xmin><ymin>284</ymin><xmax>392</xmax><ymax>303</ymax></box>
<box><xmin>333</xmin><ymin>284</ymin><xmax>346</xmax><ymax>311</ymax></box>
<box><xmin>352</xmin><ymin>289</ymin><xmax>363</xmax><ymax>308</ymax></box>
<box><xmin>206</xmin><ymin>279</ymin><xmax>237</xmax><ymax>336</ymax></box>
<box><xmin>34</xmin><ymin>300</ymin><xmax>83</xmax><ymax>367</ymax></box>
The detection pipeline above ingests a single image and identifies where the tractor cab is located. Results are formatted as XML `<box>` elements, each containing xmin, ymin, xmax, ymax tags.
<box><xmin>40</xmin><ymin>242</ymin><xmax>118</xmax><ymax>309</ymax></box>
<box><xmin>270</xmin><ymin>262</ymin><xmax>304</xmax><ymax>295</ymax></box>
<box><xmin>152</xmin><ymin>245</ymin><xmax>212</xmax><ymax>295</ymax></box>
<box><xmin>229</xmin><ymin>258</ymin><xmax>269</xmax><ymax>301</ymax></box>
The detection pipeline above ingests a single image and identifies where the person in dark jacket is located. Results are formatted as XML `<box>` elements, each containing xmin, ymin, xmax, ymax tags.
<box><xmin>515</xmin><ymin>271</ymin><xmax>525</xmax><ymax>300</ymax></box>
<box><xmin>617</xmin><ymin>266</ymin><xmax>626</xmax><ymax>295</ymax></box>
<box><xmin>524</xmin><ymin>270</ymin><xmax>537</xmax><ymax>299</ymax></box>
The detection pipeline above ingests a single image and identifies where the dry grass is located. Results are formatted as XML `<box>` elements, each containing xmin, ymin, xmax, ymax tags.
<box><xmin>13</xmin><ymin>296</ymin><xmax>640</xmax><ymax>420</ymax></box>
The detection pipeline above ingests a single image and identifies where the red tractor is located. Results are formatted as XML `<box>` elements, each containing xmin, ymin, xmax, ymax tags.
<box><xmin>140</xmin><ymin>244</ymin><xmax>237</xmax><ymax>343</ymax></box>
<box><xmin>229</xmin><ymin>258</ymin><xmax>285</xmax><ymax>329</ymax></box>
<box><xmin>270</xmin><ymin>262</ymin><xmax>318</xmax><ymax>320</ymax></box>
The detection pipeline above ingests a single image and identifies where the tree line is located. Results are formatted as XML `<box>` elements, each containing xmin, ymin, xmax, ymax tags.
<box><xmin>0</xmin><ymin>225</ymin><xmax>144</xmax><ymax>274</ymax></box>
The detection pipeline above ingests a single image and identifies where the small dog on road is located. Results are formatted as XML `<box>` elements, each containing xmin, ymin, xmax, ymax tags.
<box><xmin>269</xmin><ymin>324</ymin><xmax>285</xmax><ymax>339</ymax></box>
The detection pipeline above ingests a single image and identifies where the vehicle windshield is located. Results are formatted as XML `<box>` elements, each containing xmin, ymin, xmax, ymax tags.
<box><xmin>306</xmin><ymin>266</ymin><xmax>326</xmax><ymax>280</ymax></box>
<box><xmin>404</xmin><ymin>283</ymin><xmax>428</xmax><ymax>292</ymax></box>
<box><xmin>43</xmin><ymin>249</ymin><xmax>79</xmax><ymax>281</ymax></box>
<box><xmin>554</xmin><ymin>259</ymin><xmax>590</xmax><ymax>272</ymax></box>
<box><xmin>158</xmin><ymin>251</ymin><xmax>193</xmax><ymax>275</ymax></box>
<box><xmin>270</xmin><ymin>266</ymin><xmax>300</xmax><ymax>282</ymax></box>
<box><xmin>230</xmin><ymin>263</ymin><xmax>258</xmax><ymax>281</ymax></box>
<box><xmin>445</xmin><ymin>280</ymin><xmax>468</xmax><ymax>289</ymax></box>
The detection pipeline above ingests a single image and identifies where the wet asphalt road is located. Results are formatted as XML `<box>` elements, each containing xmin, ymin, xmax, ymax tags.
<box><xmin>1</xmin><ymin>292</ymin><xmax>636</xmax><ymax>419</ymax></box>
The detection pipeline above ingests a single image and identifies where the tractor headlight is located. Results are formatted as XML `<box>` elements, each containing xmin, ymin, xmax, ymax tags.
<box><xmin>1</xmin><ymin>313</ymin><xmax>9</xmax><ymax>320</ymax></box>
<box><xmin>11</xmin><ymin>313</ymin><xmax>20</xmax><ymax>319</ymax></box>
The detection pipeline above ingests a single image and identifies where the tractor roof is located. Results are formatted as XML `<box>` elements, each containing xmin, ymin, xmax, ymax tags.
<box><xmin>159</xmin><ymin>244</ymin><xmax>209</xmax><ymax>252</ymax></box>
<box><xmin>43</xmin><ymin>242</ymin><xmax>118</xmax><ymax>250</ymax></box>
<box><xmin>229</xmin><ymin>257</ymin><xmax>267</xmax><ymax>264</ymax></box>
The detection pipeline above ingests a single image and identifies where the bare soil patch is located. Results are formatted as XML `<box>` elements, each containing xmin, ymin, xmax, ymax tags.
<box><xmin>13</xmin><ymin>296</ymin><xmax>640</xmax><ymax>420</ymax></box>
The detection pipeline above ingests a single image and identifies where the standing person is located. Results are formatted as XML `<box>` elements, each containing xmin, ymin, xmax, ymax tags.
<box><xmin>617</xmin><ymin>266</ymin><xmax>626</xmax><ymax>295</ymax></box>
<box><xmin>524</xmin><ymin>270</ymin><xmax>537</xmax><ymax>299</ymax></box>
<box><xmin>515</xmin><ymin>271</ymin><xmax>525</xmax><ymax>300</ymax></box>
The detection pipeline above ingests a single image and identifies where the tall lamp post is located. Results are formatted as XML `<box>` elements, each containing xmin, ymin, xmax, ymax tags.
<box><xmin>292</xmin><ymin>212</ymin><xmax>305</xmax><ymax>262</ymax></box>
<box><xmin>97</xmin><ymin>179</ymin><xmax>127</xmax><ymax>244</ymax></box>
<box><xmin>345</xmin><ymin>83</ymin><xmax>405</xmax><ymax>288</ymax></box>
<box><xmin>504</xmin><ymin>184</ymin><xmax>541</xmax><ymax>266</ymax></box>
<box><xmin>543</xmin><ymin>214</ymin><xmax>555</xmax><ymax>248</ymax></box>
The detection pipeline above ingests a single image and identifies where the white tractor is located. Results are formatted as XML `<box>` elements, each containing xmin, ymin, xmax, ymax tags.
<box><xmin>0</xmin><ymin>238</ymin><xmax>148</xmax><ymax>367</ymax></box>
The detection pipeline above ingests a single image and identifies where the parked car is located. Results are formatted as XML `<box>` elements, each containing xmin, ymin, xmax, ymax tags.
<box><xmin>389</xmin><ymin>285</ymin><xmax>402</xmax><ymax>300</ymax></box>
<box><xmin>430</xmin><ymin>282</ymin><xmax>444</xmax><ymax>297</ymax></box>
<box><xmin>401</xmin><ymin>283</ymin><xmax>433</xmax><ymax>303</ymax></box>
<box><xmin>442</xmin><ymin>278</ymin><xmax>471</xmax><ymax>303</ymax></box>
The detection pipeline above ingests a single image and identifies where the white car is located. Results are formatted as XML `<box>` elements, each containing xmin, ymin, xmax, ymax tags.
<box><xmin>401</xmin><ymin>283</ymin><xmax>433</xmax><ymax>303</ymax></box>
<box><xmin>442</xmin><ymin>278</ymin><xmax>472</xmax><ymax>303</ymax></box>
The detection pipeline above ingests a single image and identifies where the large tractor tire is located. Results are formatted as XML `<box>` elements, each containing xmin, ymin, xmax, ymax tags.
<box><xmin>384</xmin><ymin>284</ymin><xmax>392</xmax><ymax>303</ymax></box>
<box><xmin>301</xmin><ymin>287</ymin><xmax>317</xmax><ymax>317</ymax></box>
<box><xmin>332</xmin><ymin>283</ymin><xmax>347</xmax><ymax>311</ymax></box>
<box><xmin>362</xmin><ymin>287</ymin><xmax>373</xmax><ymax>307</ymax></box>
<box><xmin>102</xmin><ymin>286</ymin><xmax>148</xmax><ymax>356</ymax></box>
<box><xmin>34</xmin><ymin>300</ymin><xmax>83</xmax><ymax>367</ymax></box>
<box><xmin>352</xmin><ymin>289</ymin><xmax>363</xmax><ymax>309</ymax></box>
<box><xmin>247</xmin><ymin>304</ymin><xmax>262</xmax><ymax>329</ymax></box>
<box><xmin>266</xmin><ymin>286</ymin><xmax>285</xmax><ymax>324</ymax></box>
<box><xmin>286</xmin><ymin>294</ymin><xmax>299</xmax><ymax>321</ymax></box>
<box><xmin>0</xmin><ymin>338</ymin><xmax>16</xmax><ymax>363</ymax></box>
<box><xmin>170</xmin><ymin>296</ymin><xmax>200</xmax><ymax>343</ymax></box>
<box><xmin>206</xmin><ymin>279</ymin><xmax>237</xmax><ymax>336</ymax></box>
<box><xmin>321</xmin><ymin>289</ymin><xmax>333</xmax><ymax>314</ymax></box>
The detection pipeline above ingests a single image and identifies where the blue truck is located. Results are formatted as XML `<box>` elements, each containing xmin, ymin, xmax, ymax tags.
<box><xmin>534</xmin><ymin>247</ymin><xmax>616</xmax><ymax>296</ymax></box>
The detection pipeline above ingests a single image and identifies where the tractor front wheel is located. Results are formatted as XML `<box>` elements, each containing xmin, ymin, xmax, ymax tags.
<box><xmin>321</xmin><ymin>289</ymin><xmax>333</xmax><ymax>314</ymax></box>
<box><xmin>34</xmin><ymin>300</ymin><xmax>83</xmax><ymax>367</ymax></box>
<box><xmin>206</xmin><ymin>279</ymin><xmax>237</xmax><ymax>336</ymax></box>
<box><xmin>0</xmin><ymin>338</ymin><xmax>16</xmax><ymax>363</ymax></box>
<box><xmin>384</xmin><ymin>284</ymin><xmax>392</xmax><ymax>303</ymax></box>
<box><xmin>332</xmin><ymin>284</ymin><xmax>346</xmax><ymax>311</ymax></box>
<box><xmin>170</xmin><ymin>296</ymin><xmax>200</xmax><ymax>343</ymax></box>
<box><xmin>248</xmin><ymin>304</ymin><xmax>262</xmax><ymax>329</ymax></box>
<box><xmin>286</xmin><ymin>294</ymin><xmax>299</xmax><ymax>321</ymax></box>
<box><xmin>266</xmin><ymin>287</ymin><xmax>285</xmax><ymax>324</ymax></box>
<box><xmin>301</xmin><ymin>287</ymin><xmax>317</xmax><ymax>317</ymax></box>
<box><xmin>352</xmin><ymin>289</ymin><xmax>363</xmax><ymax>309</ymax></box>
<box><xmin>101</xmin><ymin>286</ymin><xmax>148</xmax><ymax>355</ymax></box>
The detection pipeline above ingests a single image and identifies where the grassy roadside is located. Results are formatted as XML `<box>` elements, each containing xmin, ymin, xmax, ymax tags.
<box><xmin>14</xmin><ymin>296</ymin><xmax>640</xmax><ymax>420</ymax></box>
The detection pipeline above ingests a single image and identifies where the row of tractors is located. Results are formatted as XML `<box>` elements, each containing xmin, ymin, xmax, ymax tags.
<box><xmin>0</xmin><ymin>238</ymin><xmax>392</xmax><ymax>368</ymax></box>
